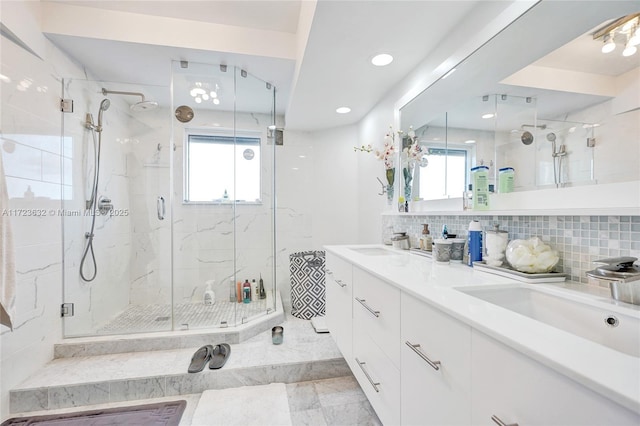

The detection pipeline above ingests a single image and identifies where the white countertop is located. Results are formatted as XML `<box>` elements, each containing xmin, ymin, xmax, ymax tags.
<box><xmin>324</xmin><ymin>244</ymin><xmax>640</xmax><ymax>415</ymax></box>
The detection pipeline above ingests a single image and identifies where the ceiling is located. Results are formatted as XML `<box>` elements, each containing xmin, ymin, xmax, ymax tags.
<box><xmin>35</xmin><ymin>1</ymin><xmax>639</xmax><ymax>132</ymax></box>
<box><xmin>39</xmin><ymin>0</ymin><xmax>485</xmax><ymax>130</ymax></box>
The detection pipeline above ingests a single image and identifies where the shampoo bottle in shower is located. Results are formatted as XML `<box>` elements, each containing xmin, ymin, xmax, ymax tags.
<box><xmin>236</xmin><ymin>281</ymin><xmax>243</xmax><ymax>303</ymax></box>
<box><xmin>204</xmin><ymin>280</ymin><xmax>215</xmax><ymax>305</ymax></box>
<box><xmin>252</xmin><ymin>279</ymin><xmax>258</xmax><ymax>301</ymax></box>
<box><xmin>243</xmin><ymin>280</ymin><xmax>251</xmax><ymax>303</ymax></box>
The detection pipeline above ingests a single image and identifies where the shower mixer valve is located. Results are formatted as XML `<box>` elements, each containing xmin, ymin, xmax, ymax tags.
<box><xmin>98</xmin><ymin>196</ymin><xmax>114</xmax><ymax>215</ymax></box>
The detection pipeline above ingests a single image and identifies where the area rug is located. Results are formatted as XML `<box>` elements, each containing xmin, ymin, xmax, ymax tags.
<box><xmin>191</xmin><ymin>383</ymin><xmax>292</xmax><ymax>426</ymax></box>
<box><xmin>1</xmin><ymin>400</ymin><xmax>186</xmax><ymax>426</ymax></box>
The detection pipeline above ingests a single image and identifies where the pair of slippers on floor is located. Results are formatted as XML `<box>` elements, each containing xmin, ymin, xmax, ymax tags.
<box><xmin>188</xmin><ymin>344</ymin><xmax>231</xmax><ymax>373</ymax></box>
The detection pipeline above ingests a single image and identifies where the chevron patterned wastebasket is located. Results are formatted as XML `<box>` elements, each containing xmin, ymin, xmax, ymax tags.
<box><xmin>290</xmin><ymin>251</ymin><xmax>326</xmax><ymax>320</ymax></box>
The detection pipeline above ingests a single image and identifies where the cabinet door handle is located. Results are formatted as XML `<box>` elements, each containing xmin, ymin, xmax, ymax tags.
<box><xmin>335</xmin><ymin>279</ymin><xmax>347</xmax><ymax>288</ymax></box>
<box><xmin>325</xmin><ymin>268</ymin><xmax>333</xmax><ymax>275</ymax></box>
<box><xmin>355</xmin><ymin>357</ymin><xmax>380</xmax><ymax>392</ymax></box>
<box><xmin>355</xmin><ymin>297</ymin><xmax>380</xmax><ymax>317</ymax></box>
<box><xmin>405</xmin><ymin>341</ymin><xmax>441</xmax><ymax>371</ymax></box>
<box><xmin>491</xmin><ymin>415</ymin><xmax>518</xmax><ymax>426</ymax></box>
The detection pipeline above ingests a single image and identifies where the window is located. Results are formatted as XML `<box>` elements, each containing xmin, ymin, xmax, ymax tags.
<box><xmin>419</xmin><ymin>147</ymin><xmax>468</xmax><ymax>199</ymax></box>
<box><xmin>184</xmin><ymin>131</ymin><xmax>261</xmax><ymax>203</ymax></box>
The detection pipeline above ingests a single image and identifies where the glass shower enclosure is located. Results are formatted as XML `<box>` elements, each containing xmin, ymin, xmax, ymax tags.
<box><xmin>61</xmin><ymin>61</ymin><xmax>276</xmax><ymax>337</ymax></box>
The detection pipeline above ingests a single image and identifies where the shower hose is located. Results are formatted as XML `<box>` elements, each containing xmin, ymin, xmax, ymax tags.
<box><xmin>80</xmin><ymin>127</ymin><xmax>102</xmax><ymax>282</ymax></box>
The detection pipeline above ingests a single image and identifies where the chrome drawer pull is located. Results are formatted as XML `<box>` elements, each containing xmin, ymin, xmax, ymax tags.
<box><xmin>335</xmin><ymin>279</ymin><xmax>347</xmax><ymax>288</ymax></box>
<box><xmin>355</xmin><ymin>297</ymin><xmax>380</xmax><ymax>317</ymax></box>
<box><xmin>491</xmin><ymin>415</ymin><xmax>518</xmax><ymax>426</ymax></box>
<box><xmin>405</xmin><ymin>341</ymin><xmax>441</xmax><ymax>371</ymax></box>
<box><xmin>355</xmin><ymin>357</ymin><xmax>380</xmax><ymax>392</ymax></box>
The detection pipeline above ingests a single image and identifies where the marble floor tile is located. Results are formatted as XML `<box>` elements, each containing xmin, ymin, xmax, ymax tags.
<box><xmin>191</xmin><ymin>383</ymin><xmax>292</xmax><ymax>426</ymax></box>
<box><xmin>314</xmin><ymin>375</ymin><xmax>369</xmax><ymax>407</ymax></box>
<box><xmin>285</xmin><ymin>381</ymin><xmax>321</xmax><ymax>412</ymax></box>
<box><xmin>322</xmin><ymin>401</ymin><xmax>382</xmax><ymax>426</ymax></box>
<box><xmin>290</xmin><ymin>408</ymin><xmax>328</xmax><ymax>426</ymax></box>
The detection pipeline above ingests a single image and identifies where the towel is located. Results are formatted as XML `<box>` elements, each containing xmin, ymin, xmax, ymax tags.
<box><xmin>0</xmin><ymin>150</ymin><xmax>16</xmax><ymax>330</ymax></box>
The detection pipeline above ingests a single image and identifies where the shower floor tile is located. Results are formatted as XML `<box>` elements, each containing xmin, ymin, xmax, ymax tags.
<box><xmin>97</xmin><ymin>300</ymin><xmax>269</xmax><ymax>334</ymax></box>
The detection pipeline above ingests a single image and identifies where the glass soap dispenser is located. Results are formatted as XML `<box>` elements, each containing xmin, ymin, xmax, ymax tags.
<box><xmin>420</xmin><ymin>224</ymin><xmax>433</xmax><ymax>251</ymax></box>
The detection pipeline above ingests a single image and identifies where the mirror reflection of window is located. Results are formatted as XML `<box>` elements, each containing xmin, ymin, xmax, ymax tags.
<box><xmin>417</xmin><ymin>147</ymin><xmax>469</xmax><ymax>200</ymax></box>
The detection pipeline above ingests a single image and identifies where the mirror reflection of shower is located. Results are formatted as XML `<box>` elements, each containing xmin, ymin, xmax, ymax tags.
<box><xmin>546</xmin><ymin>132</ymin><xmax>568</xmax><ymax>188</ymax></box>
<box><xmin>80</xmin><ymin>89</ymin><xmax>159</xmax><ymax>282</ymax></box>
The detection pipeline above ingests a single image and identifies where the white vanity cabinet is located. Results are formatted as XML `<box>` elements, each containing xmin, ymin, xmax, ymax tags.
<box><xmin>401</xmin><ymin>293</ymin><xmax>472</xmax><ymax>425</ymax></box>
<box><xmin>352</xmin><ymin>266</ymin><xmax>401</xmax><ymax>425</ymax></box>
<box><xmin>325</xmin><ymin>252</ymin><xmax>353</xmax><ymax>363</ymax></box>
<box><xmin>471</xmin><ymin>330</ymin><xmax>640</xmax><ymax>426</ymax></box>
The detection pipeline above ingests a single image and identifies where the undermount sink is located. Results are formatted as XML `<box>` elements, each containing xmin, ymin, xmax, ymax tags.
<box><xmin>349</xmin><ymin>247</ymin><xmax>396</xmax><ymax>256</ymax></box>
<box><xmin>456</xmin><ymin>285</ymin><xmax>640</xmax><ymax>357</ymax></box>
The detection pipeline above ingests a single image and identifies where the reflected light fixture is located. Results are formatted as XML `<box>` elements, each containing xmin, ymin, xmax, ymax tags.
<box><xmin>190</xmin><ymin>82</ymin><xmax>220</xmax><ymax>105</ymax></box>
<box><xmin>336</xmin><ymin>106</ymin><xmax>351</xmax><ymax>114</ymax></box>
<box><xmin>465</xmin><ymin>139</ymin><xmax>476</xmax><ymax>144</ymax></box>
<box><xmin>593</xmin><ymin>13</ymin><xmax>639</xmax><ymax>57</ymax></box>
<box><xmin>482</xmin><ymin>113</ymin><xmax>495</xmax><ymax>119</ymax></box>
<box><xmin>371</xmin><ymin>53</ymin><xmax>393</xmax><ymax>66</ymax></box>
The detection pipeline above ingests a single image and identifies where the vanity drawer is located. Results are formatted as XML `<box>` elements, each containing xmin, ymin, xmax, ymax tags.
<box><xmin>325</xmin><ymin>252</ymin><xmax>353</xmax><ymax>361</ymax></box>
<box><xmin>326</xmin><ymin>252</ymin><xmax>352</xmax><ymax>288</ymax></box>
<box><xmin>401</xmin><ymin>293</ymin><xmax>472</xmax><ymax>425</ymax></box>
<box><xmin>353</xmin><ymin>327</ymin><xmax>401</xmax><ymax>426</ymax></box>
<box><xmin>353</xmin><ymin>266</ymin><xmax>400</xmax><ymax>367</ymax></box>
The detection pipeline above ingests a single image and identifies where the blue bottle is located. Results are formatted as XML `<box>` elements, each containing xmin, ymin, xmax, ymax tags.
<box><xmin>468</xmin><ymin>220</ymin><xmax>483</xmax><ymax>266</ymax></box>
<box><xmin>442</xmin><ymin>224</ymin><xmax>449</xmax><ymax>239</ymax></box>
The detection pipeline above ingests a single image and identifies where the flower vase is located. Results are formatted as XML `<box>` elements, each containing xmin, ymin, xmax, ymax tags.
<box><xmin>385</xmin><ymin>168</ymin><xmax>395</xmax><ymax>205</ymax></box>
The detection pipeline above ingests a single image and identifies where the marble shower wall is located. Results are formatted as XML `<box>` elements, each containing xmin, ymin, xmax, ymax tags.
<box><xmin>0</xmin><ymin>27</ymin><xmax>94</xmax><ymax>420</ymax></box>
<box><xmin>169</xmin><ymin>108</ymin><xmax>277</xmax><ymax>319</ymax></box>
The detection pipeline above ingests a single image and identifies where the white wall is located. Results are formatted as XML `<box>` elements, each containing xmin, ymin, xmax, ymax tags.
<box><xmin>275</xmin><ymin>124</ymin><xmax>359</xmax><ymax>308</ymax></box>
<box><xmin>0</xmin><ymin>1</ymin><xmax>87</xmax><ymax>419</ymax></box>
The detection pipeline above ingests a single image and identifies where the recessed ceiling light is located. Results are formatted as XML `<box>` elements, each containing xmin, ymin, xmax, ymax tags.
<box><xmin>482</xmin><ymin>113</ymin><xmax>495</xmax><ymax>119</ymax></box>
<box><xmin>336</xmin><ymin>107</ymin><xmax>351</xmax><ymax>114</ymax></box>
<box><xmin>371</xmin><ymin>54</ymin><xmax>393</xmax><ymax>67</ymax></box>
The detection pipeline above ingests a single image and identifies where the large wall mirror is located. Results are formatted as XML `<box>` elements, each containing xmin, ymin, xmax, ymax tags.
<box><xmin>400</xmin><ymin>1</ymin><xmax>640</xmax><ymax>202</ymax></box>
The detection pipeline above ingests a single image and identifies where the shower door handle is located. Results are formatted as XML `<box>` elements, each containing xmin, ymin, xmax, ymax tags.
<box><xmin>157</xmin><ymin>196</ymin><xmax>165</xmax><ymax>220</ymax></box>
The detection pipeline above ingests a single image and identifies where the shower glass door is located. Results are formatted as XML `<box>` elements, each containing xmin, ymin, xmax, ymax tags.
<box><xmin>171</xmin><ymin>61</ymin><xmax>276</xmax><ymax>330</ymax></box>
<box><xmin>62</xmin><ymin>79</ymin><xmax>172</xmax><ymax>336</ymax></box>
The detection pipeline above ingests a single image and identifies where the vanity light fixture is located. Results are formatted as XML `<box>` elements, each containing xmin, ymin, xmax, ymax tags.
<box><xmin>482</xmin><ymin>113</ymin><xmax>495</xmax><ymax>119</ymax></box>
<box><xmin>465</xmin><ymin>139</ymin><xmax>476</xmax><ymax>144</ymax></box>
<box><xmin>622</xmin><ymin>42</ymin><xmax>637</xmax><ymax>57</ymax></box>
<box><xmin>593</xmin><ymin>13</ymin><xmax>639</xmax><ymax>57</ymax></box>
<box><xmin>602</xmin><ymin>34</ymin><xmax>616</xmax><ymax>53</ymax></box>
<box><xmin>336</xmin><ymin>107</ymin><xmax>351</xmax><ymax>114</ymax></box>
<box><xmin>371</xmin><ymin>53</ymin><xmax>393</xmax><ymax>67</ymax></box>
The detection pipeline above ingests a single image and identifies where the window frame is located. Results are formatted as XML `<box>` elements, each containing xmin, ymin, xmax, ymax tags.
<box><xmin>182</xmin><ymin>127</ymin><xmax>263</xmax><ymax>205</ymax></box>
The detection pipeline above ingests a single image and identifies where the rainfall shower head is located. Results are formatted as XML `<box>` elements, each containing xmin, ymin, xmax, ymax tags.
<box><xmin>101</xmin><ymin>88</ymin><xmax>158</xmax><ymax>112</ymax></box>
<box><xmin>131</xmin><ymin>100</ymin><xmax>158</xmax><ymax>112</ymax></box>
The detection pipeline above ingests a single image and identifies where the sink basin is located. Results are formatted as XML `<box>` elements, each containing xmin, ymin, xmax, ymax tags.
<box><xmin>349</xmin><ymin>247</ymin><xmax>396</xmax><ymax>256</ymax></box>
<box><xmin>456</xmin><ymin>285</ymin><xmax>640</xmax><ymax>357</ymax></box>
